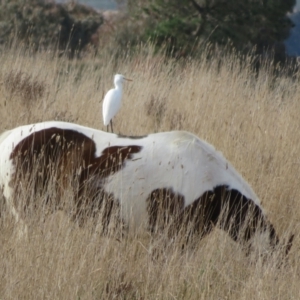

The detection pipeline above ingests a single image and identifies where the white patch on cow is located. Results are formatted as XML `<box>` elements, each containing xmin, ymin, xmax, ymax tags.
<box><xmin>0</xmin><ymin>129</ymin><xmax>29</xmax><ymax>237</ymax></box>
<box><xmin>102</xmin><ymin>130</ymin><xmax>261</xmax><ymax>227</ymax></box>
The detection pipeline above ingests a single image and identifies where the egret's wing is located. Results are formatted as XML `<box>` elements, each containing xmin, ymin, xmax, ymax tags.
<box><xmin>102</xmin><ymin>89</ymin><xmax>122</xmax><ymax>126</ymax></box>
<box><xmin>103</xmin><ymin>89</ymin><xmax>114</xmax><ymax>125</ymax></box>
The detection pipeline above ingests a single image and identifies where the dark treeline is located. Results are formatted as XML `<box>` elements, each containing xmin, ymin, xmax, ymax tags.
<box><xmin>0</xmin><ymin>0</ymin><xmax>298</xmax><ymax>69</ymax></box>
<box><xmin>0</xmin><ymin>0</ymin><xmax>103</xmax><ymax>57</ymax></box>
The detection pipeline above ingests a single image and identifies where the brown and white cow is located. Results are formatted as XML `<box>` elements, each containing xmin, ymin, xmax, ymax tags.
<box><xmin>0</xmin><ymin>121</ymin><xmax>293</xmax><ymax>254</ymax></box>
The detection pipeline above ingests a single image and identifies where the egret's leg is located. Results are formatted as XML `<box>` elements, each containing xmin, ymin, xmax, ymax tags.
<box><xmin>110</xmin><ymin>120</ymin><xmax>114</xmax><ymax>133</ymax></box>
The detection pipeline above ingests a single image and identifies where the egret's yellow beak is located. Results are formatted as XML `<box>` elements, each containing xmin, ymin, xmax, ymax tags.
<box><xmin>124</xmin><ymin>77</ymin><xmax>133</xmax><ymax>81</ymax></box>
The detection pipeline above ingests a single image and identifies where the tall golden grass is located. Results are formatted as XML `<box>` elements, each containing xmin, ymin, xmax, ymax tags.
<box><xmin>0</xmin><ymin>43</ymin><xmax>299</xmax><ymax>299</ymax></box>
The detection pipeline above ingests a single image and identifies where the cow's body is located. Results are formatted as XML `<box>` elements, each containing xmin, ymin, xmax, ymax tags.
<box><xmin>0</xmin><ymin>121</ymin><xmax>290</xmax><ymax>252</ymax></box>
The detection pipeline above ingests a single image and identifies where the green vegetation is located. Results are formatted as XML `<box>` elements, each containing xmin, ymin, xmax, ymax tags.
<box><xmin>0</xmin><ymin>0</ymin><xmax>295</xmax><ymax>62</ymax></box>
<box><xmin>125</xmin><ymin>0</ymin><xmax>295</xmax><ymax>60</ymax></box>
<box><xmin>0</xmin><ymin>0</ymin><xmax>103</xmax><ymax>56</ymax></box>
<box><xmin>0</xmin><ymin>0</ymin><xmax>297</xmax><ymax>63</ymax></box>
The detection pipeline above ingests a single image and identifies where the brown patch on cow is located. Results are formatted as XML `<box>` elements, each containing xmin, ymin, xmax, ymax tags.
<box><xmin>10</xmin><ymin>127</ymin><xmax>142</xmax><ymax>227</ymax></box>
<box><xmin>146</xmin><ymin>188</ymin><xmax>185</xmax><ymax>234</ymax></box>
<box><xmin>146</xmin><ymin>185</ymin><xmax>279</xmax><ymax>249</ymax></box>
<box><xmin>179</xmin><ymin>185</ymin><xmax>279</xmax><ymax>247</ymax></box>
<box><xmin>93</xmin><ymin>145</ymin><xmax>142</xmax><ymax>178</ymax></box>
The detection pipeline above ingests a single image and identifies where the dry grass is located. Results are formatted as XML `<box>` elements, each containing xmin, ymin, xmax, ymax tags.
<box><xmin>0</xmin><ymin>44</ymin><xmax>300</xmax><ymax>299</ymax></box>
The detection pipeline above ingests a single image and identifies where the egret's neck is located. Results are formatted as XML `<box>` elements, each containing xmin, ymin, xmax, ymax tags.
<box><xmin>114</xmin><ymin>82</ymin><xmax>123</xmax><ymax>90</ymax></box>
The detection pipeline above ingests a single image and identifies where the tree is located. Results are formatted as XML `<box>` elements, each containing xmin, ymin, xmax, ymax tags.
<box><xmin>0</xmin><ymin>0</ymin><xmax>103</xmax><ymax>57</ymax></box>
<box><xmin>126</xmin><ymin>0</ymin><xmax>295</xmax><ymax>58</ymax></box>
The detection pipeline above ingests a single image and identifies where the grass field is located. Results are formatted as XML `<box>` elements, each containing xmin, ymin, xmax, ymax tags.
<box><xmin>0</xmin><ymin>44</ymin><xmax>299</xmax><ymax>299</ymax></box>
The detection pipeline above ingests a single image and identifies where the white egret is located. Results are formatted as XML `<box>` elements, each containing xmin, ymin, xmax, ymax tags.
<box><xmin>102</xmin><ymin>74</ymin><xmax>132</xmax><ymax>133</ymax></box>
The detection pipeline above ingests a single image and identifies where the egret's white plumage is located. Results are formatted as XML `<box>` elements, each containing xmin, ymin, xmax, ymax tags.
<box><xmin>102</xmin><ymin>74</ymin><xmax>132</xmax><ymax>132</ymax></box>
